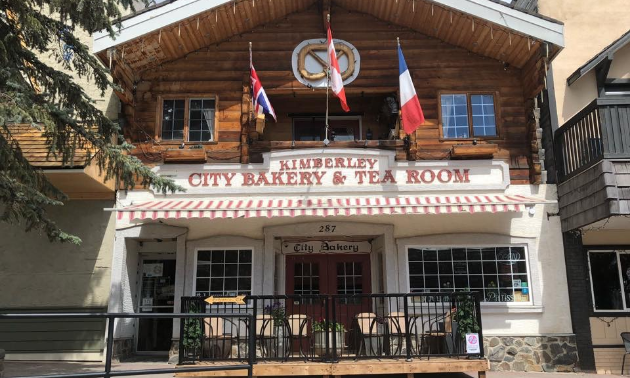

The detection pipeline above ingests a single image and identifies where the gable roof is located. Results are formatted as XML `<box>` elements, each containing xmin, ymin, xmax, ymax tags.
<box><xmin>567</xmin><ymin>29</ymin><xmax>630</xmax><ymax>86</ymax></box>
<box><xmin>93</xmin><ymin>0</ymin><xmax>563</xmax><ymax>76</ymax></box>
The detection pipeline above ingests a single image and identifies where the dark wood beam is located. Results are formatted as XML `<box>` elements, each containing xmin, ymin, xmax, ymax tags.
<box><xmin>319</xmin><ymin>0</ymin><xmax>331</xmax><ymax>34</ymax></box>
<box><xmin>595</xmin><ymin>53</ymin><xmax>613</xmax><ymax>97</ymax></box>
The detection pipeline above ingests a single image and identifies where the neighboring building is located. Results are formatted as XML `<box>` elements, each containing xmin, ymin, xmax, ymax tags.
<box><xmin>0</xmin><ymin>7</ymin><xmax>126</xmax><ymax>361</ymax></box>
<box><xmin>0</xmin><ymin>126</ymin><xmax>116</xmax><ymax>361</ymax></box>
<box><xmin>538</xmin><ymin>0</ymin><xmax>630</xmax><ymax>374</ymax></box>
<box><xmin>89</xmin><ymin>0</ymin><xmax>577</xmax><ymax>373</ymax></box>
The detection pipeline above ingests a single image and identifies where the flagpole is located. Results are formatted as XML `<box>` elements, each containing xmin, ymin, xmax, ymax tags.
<box><xmin>249</xmin><ymin>42</ymin><xmax>255</xmax><ymax>127</ymax></box>
<box><xmin>325</xmin><ymin>13</ymin><xmax>331</xmax><ymax>144</ymax></box>
<box><xmin>397</xmin><ymin>37</ymin><xmax>403</xmax><ymax>138</ymax></box>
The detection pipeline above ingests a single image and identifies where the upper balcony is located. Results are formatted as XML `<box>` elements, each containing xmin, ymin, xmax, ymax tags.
<box><xmin>554</xmin><ymin>98</ymin><xmax>630</xmax><ymax>231</ymax></box>
<box><xmin>554</xmin><ymin>98</ymin><xmax>630</xmax><ymax>182</ymax></box>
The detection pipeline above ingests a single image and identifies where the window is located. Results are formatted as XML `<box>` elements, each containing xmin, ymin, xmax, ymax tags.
<box><xmin>408</xmin><ymin>246</ymin><xmax>530</xmax><ymax>303</ymax></box>
<box><xmin>588</xmin><ymin>250</ymin><xmax>630</xmax><ymax>311</ymax></box>
<box><xmin>292</xmin><ymin>117</ymin><xmax>360</xmax><ymax>141</ymax></box>
<box><xmin>161</xmin><ymin>100</ymin><xmax>185</xmax><ymax>140</ymax></box>
<box><xmin>159</xmin><ymin>97</ymin><xmax>217</xmax><ymax>142</ymax></box>
<box><xmin>440</xmin><ymin>93</ymin><xmax>497</xmax><ymax>139</ymax></box>
<box><xmin>195</xmin><ymin>249</ymin><xmax>252</xmax><ymax>297</ymax></box>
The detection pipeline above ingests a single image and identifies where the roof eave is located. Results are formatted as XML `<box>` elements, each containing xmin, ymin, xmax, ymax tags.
<box><xmin>93</xmin><ymin>0</ymin><xmax>565</xmax><ymax>54</ymax></box>
<box><xmin>567</xmin><ymin>31</ymin><xmax>630</xmax><ymax>86</ymax></box>
<box><xmin>93</xmin><ymin>0</ymin><xmax>232</xmax><ymax>53</ymax></box>
<box><xmin>434</xmin><ymin>0</ymin><xmax>564</xmax><ymax>47</ymax></box>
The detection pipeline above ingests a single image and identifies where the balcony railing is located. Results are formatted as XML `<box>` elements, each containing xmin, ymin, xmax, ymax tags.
<box><xmin>554</xmin><ymin>98</ymin><xmax>630</xmax><ymax>182</ymax></box>
<box><xmin>179</xmin><ymin>292</ymin><xmax>484</xmax><ymax>364</ymax></box>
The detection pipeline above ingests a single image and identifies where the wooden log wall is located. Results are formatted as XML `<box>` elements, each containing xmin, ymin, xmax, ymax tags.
<box><xmin>125</xmin><ymin>5</ymin><xmax>536</xmax><ymax>184</ymax></box>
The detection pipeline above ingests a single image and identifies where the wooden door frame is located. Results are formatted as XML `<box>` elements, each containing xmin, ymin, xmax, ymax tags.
<box><xmin>263</xmin><ymin>221</ymin><xmax>398</xmax><ymax>296</ymax></box>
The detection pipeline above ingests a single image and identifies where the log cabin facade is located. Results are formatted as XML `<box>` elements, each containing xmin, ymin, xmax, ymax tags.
<box><xmin>92</xmin><ymin>0</ymin><xmax>577</xmax><ymax>374</ymax></box>
<box><xmin>96</xmin><ymin>0</ymin><xmax>559</xmax><ymax>183</ymax></box>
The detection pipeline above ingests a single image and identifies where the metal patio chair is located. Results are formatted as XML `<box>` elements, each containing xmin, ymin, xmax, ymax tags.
<box><xmin>287</xmin><ymin>314</ymin><xmax>310</xmax><ymax>360</ymax></box>
<box><xmin>255</xmin><ymin>314</ymin><xmax>276</xmax><ymax>358</ymax></box>
<box><xmin>420</xmin><ymin>310</ymin><xmax>452</xmax><ymax>356</ymax></box>
<box><xmin>204</xmin><ymin>317</ymin><xmax>237</xmax><ymax>359</ymax></box>
<box><xmin>387</xmin><ymin>311</ymin><xmax>423</xmax><ymax>356</ymax></box>
<box><xmin>356</xmin><ymin>312</ymin><xmax>385</xmax><ymax>357</ymax></box>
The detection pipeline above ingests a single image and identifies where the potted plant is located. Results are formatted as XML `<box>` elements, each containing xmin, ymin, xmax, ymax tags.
<box><xmin>182</xmin><ymin>304</ymin><xmax>203</xmax><ymax>361</ymax></box>
<box><xmin>312</xmin><ymin>319</ymin><xmax>345</xmax><ymax>357</ymax></box>
<box><xmin>264</xmin><ymin>301</ymin><xmax>287</xmax><ymax>332</ymax></box>
<box><xmin>263</xmin><ymin>301</ymin><xmax>288</xmax><ymax>357</ymax></box>
<box><xmin>450</xmin><ymin>293</ymin><xmax>481</xmax><ymax>354</ymax></box>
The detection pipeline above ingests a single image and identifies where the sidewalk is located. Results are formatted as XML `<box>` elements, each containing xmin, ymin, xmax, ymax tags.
<box><xmin>4</xmin><ymin>361</ymin><xmax>174</xmax><ymax>378</ymax></box>
<box><xmin>3</xmin><ymin>361</ymin><xmax>626</xmax><ymax>378</ymax></box>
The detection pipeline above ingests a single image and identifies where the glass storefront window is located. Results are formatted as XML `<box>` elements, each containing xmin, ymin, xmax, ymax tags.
<box><xmin>408</xmin><ymin>246</ymin><xmax>530</xmax><ymax>303</ymax></box>
<box><xmin>195</xmin><ymin>249</ymin><xmax>252</xmax><ymax>297</ymax></box>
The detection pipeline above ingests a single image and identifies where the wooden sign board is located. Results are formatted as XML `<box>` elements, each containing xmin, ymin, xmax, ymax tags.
<box><xmin>205</xmin><ymin>295</ymin><xmax>246</xmax><ymax>305</ymax></box>
<box><xmin>282</xmin><ymin>240</ymin><xmax>371</xmax><ymax>254</ymax></box>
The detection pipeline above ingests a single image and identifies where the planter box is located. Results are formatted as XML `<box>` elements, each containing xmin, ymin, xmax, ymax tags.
<box><xmin>163</xmin><ymin>148</ymin><xmax>206</xmax><ymax>163</ymax></box>
<box><xmin>451</xmin><ymin>144</ymin><xmax>498</xmax><ymax>158</ymax></box>
<box><xmin>313</xmin><ymin>331</ymin><xmax>345</xmax><ymax>357</ymax></box>
<box><xmin>363</xmin><ymin>335</ymin><xmax>384</xmax><ymax>356</ymax></box>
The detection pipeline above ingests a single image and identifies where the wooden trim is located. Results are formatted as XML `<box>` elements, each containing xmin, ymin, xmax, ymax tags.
<box><xmin>177</xmin><ymin>358</ymin><xmax>490</xmax><ymax>376</ymax></box>
<box><xmin>155</xmin><ymin>94</ymin><xmax>220</xmax><ymax>143</ymax></box>
<box><xmin>437</xmin><ymin>90</ymin><xmax>502</xmax><ymax>141</ymax></box>
<box><xmin>451</xmin><ymin>144</ymin><xmax>499</xmax><ymax>157</ymax></box>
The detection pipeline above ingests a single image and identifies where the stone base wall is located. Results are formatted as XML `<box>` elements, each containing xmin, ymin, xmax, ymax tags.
<box><xmin>112</xmin><ymin>338</ymin><xmax>134</xmax><ymax>362</ymax></box>
<box><xmin>484</xmin><ymin>335</ymin><xmax>578</xmax><ymax>372</ymax></box>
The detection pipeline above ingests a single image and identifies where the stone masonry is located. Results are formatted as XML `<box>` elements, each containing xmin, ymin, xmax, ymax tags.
<box><xmin>484</xmin><ymin>336</ymin><xmax>578</xmax><ymax>372</ymax></box>
<box><xmin>112</xmin><ymin>338</ymin><xmax>134</xmax><ymax>362</ymax></box>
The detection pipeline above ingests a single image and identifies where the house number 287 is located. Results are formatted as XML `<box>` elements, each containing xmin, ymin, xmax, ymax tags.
<box><xmin>319</xmin><ymin>225</ymin><xmax>336</xmax><ymax>233</ymax></box>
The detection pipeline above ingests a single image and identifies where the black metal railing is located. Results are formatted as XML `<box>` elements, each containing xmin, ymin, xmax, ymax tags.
<box><xmin>179</xmin><ymin>292</ymin><xmax>484</xmax><ymax>364</ymax></box>
<box><xmin>0</xmin><ymin>312</ymin><xmax>254</xmax><ymax>378</ymax></box>
<box><xmin>554</xmin><ymin>97</ymin><xmax>630</xmax><ymax>182</ymax></box>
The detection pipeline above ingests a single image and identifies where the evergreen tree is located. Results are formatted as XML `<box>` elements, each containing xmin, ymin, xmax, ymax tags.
<box><xmin>0</xmin><ymin>0</ymin><xmax>181</xmax><ymax>244</ymax></box>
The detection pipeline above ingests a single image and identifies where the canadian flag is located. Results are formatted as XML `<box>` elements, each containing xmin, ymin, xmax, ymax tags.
<box><xmin>327</xmin><ymin>23</ymin><xmax>350</xmax><ymax>112</ymax></box>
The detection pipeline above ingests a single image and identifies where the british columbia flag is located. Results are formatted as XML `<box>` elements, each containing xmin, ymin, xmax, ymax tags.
<box><xmin>250</xmin><ymin>64</ymin><xmax>277</xmax><ymax>121</ymax></box>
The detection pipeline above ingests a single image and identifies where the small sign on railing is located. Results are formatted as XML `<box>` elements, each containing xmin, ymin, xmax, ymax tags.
<box><xmin>466</xmin><ymin>333</ymin><xmax>481</xmax><ymax>354</ymax></box>
<box><xmin>205</xmin><ymin>295</ymin><xmax>246</xmax><ymax>305</ymax></box>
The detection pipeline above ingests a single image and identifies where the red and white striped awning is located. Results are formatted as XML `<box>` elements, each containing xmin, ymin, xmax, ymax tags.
<box><xmin>111</xmin><ymin>195</ymin><xmax>552</xmax><ymax>221</ymax></box>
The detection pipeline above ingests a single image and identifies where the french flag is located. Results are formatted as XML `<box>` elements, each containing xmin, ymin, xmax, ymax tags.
<box><xmin>251</xmin><ymin>63</ymin><xmax>277</xmax><ymax>121</ymax></box>
<box><xmin>398</xmin><ymin>43</ymin><xmax>425</xmax><ymax>134</ymax></box>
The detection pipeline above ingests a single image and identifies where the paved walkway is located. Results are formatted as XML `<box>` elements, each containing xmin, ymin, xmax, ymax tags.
<box><xmin>3</xmin><ymin>361</ymin><xmax>626</xmax><ymax>378</ymax></box>
<box><xmin>4</xmin><ymin>361</ymin><xmax>174</xmax><ymax>378</ymax></box>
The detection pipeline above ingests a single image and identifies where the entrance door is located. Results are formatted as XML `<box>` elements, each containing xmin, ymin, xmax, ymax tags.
<box><xmin>137</xmin><ymin>258</ymin><xmax>176</xmax><ymax>353</ymax></box>
<box><xmin>285</xmin><ymin>254</ymin><xmax>371</xmax><ymax>330</ymax></box>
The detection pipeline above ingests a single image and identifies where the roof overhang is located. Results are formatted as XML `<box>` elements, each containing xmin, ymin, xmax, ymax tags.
<box><xmin>94</xmin><ymin>0</ymin><xmax>228</xmax><ymax>53</ymax></box>
<box><xmin>567</xmin><ymin>30</ymin><xmax>630</xmax><ymax>86</ymax></box>
<box><xmin>93</xmin><ymin>0</ymin><xmax>564</xmax><ymax>54</ymax></box>
<box><xmin>435</xmin><ymin>0</ymin><xmax>563</xmax><ymax>47</ymax></box>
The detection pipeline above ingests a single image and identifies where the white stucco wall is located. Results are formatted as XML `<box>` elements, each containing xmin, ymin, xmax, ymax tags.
<box><xmin>109</xmin><ymin>183</ymin><xmax>570</xmax><ymax>338</ymax></box>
